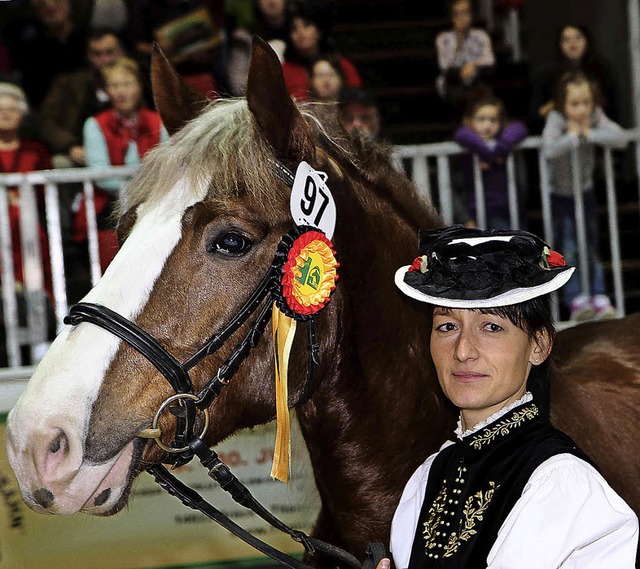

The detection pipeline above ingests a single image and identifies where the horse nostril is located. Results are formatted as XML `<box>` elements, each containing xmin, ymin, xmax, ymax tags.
<box><xmin>33</xmin><ymin>488</ymin><xmax>54</xmax><ymax>509</ymax></box>
<box><xmin>49</xmin><ymin>431</ymin><xmax>67</xmax><ymax>454</ymax></box>
<box><xmin>94</xmin><ymin>488</ymin><xmax>111</xmax><ymax>507</ymax></box>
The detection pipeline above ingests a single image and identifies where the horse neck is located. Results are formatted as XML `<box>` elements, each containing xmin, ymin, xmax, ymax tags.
<box><xmin>295</xmin><ymin>151</ymin><xmax>456</xmax><ymax>547</ymax></box>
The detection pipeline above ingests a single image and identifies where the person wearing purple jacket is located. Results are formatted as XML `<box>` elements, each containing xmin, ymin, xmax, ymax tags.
<box><xmin>455</xmin><ymin>95</ymin><xmax>528</xmax><ymax>229</ymax></box>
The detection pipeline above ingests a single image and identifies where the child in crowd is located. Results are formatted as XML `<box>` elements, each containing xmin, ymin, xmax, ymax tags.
<box><xmin>542</xmin><ymin>72</ymin><xmax>627</xmax><ymax>321</ymax></box>
<box><xmin>0</xmin><ymin>82</ymin><xmax>52</xmax><ymax>298</ymax></box>
<box><xmin>77</xmin><ymin>57</ymin><xmax>168</xmax><ymax>272</ymax></box>
<box><xmin>455</xmin><ymin>95</ymin><xmax>528</xmax><ymax>229</ymax></box>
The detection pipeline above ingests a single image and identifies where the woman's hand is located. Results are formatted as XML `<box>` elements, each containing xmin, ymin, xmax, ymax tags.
<box><xmin>376</xmin><ymin>558</ymin><xmax>391</xmax><ymax>569</ymax></box>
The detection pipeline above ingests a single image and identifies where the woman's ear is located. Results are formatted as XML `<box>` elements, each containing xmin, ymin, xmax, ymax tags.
<box><xmin>530</xmin><ymin>329</ymin><xmax>553</xmax><ymax>365</ymax></box>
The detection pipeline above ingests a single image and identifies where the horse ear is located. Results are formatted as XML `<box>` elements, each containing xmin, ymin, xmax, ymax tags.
<box><xmin>246</xmin><ymin>36</ymin><xmax>314</xmax><ymax>162</ymax></box>
<box><xmin>151</xmin><ymin>43</ymin><xmax>209</xmax><ymax>136</ymax></box>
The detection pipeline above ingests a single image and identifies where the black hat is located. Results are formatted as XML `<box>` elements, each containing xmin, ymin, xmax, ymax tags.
<box><xmin>395</xmin><ymin>226</ymin><xmax>574</xmax><ymax>308</ymax></box>
<box><xmin>338</xmin><ymin>88</ymin><xmax>377</xmax><ymax>109</ymax></box>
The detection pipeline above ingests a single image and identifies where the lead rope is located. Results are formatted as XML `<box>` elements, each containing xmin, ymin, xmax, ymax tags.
<box><xmin>147</xmin><ymin>456</ymin><xmax>365</xmax><ymax>569</ymax></box>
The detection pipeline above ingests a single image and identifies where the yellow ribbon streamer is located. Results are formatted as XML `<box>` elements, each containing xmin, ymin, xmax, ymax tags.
<box><xmin>271</xmin><ymin>302</ymin><xmax>297</xmax><ymax>483</ymax></box>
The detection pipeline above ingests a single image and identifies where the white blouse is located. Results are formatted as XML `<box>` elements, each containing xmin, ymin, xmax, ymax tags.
<box><xmin>390</xmin><ymin>400</ymin><xmax>639</xmax><ymax>568</ymax></box>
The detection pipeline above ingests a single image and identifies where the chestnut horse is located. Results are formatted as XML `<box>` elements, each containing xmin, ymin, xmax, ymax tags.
<box><xmin>5</xmin><ymin>39</ymin><xmax>639</xmax><ymax>563</ymax></box>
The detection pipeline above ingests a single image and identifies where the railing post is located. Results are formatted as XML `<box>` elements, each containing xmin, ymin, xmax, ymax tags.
<box><xmin>18</xmin><ymin>182</ymin><xmax>48</xmax><ymax>363</ymax></box>
<box><xmin>472</xmin><ymin>155</ymin><xmax>487</xmax><ymax>228</ymax></box>
<box><xmin>44</xmin><ymin>182</ymin><xmax>68</xmax><ymax>331</ymax></box>
<box><xmin>538</xmin><ymin>152</ymin><xmax>560</xmax><ymax>322</ymax></box>
<box><xmin>411</xmin><ymin>153</ymin><xmax>431</xmax><ymax>203</ymax></box>
<box><xmin>506</xmin><ymin>154</ymin><xmax>520</xmax><ymax>229</ymax></box>
<box><xmin>570</xmin><ymin>147</ymin><xmax>590</xmax><ymax>296</ymax></box>
<box><xmin>603</xmin><ymin>148</ymin><xmax>625</xmax><ymax>317</ymax></box>
<box><xmin>0</xmin><ymin>183</ymin><xmax>21</xmax><ymax>366</ymax></box>
<box><xmin>436</xmin><ymin>155</ymin><xmax>454</xmax><ymax>224</ymax></box>
<box><xmin>83</xmin><ymin>180</ymin><xmax>102</xmax><ymax>286</ymax></box>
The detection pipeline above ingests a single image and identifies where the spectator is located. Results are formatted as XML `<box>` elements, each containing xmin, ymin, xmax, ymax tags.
<box><xmin>227</xmin><ymin>0</ymin><xmax>291</xmax><ymax>96</ymax></box>
<box><xmin>4</xmin><ymin>0</ymin><xmax>88</xmax><ymax>109</ymax></box>
<box><xmin>309</xmin><ymin>56</ymin><xmax>344</xmax><ymax>102</ymax></box>
<box><xmin>454</xmin><ymin>94</ymin><xmax>528</xmax><ymax>229</ymax></box>
<box><xmin>0</xmin><ymin>82</ymin><xmax>53</xmax><ymax>298</ymax></box>
<box><xmin>435</xmin><ymin>0</ymin><xmax>495</xmax><ymax>112</ymax></box>
<box><xmin>282</xmin><ymin>2</ymin><xmax>361</xmax><ymax>102</ymax></box>
<box><xmin>337</xmin><ymin>88</ymin><xmax>381</xmax><ymax>141</ymax></box>
<box><xmin>76</xmin><ymin>57</ymin><xmax>168</xmax><ymax>271</ymax></box>
<box><xmin>542</xmin><ymin>72</ymin><xmax>627</xmax><ymax>321</ymax></box>
<box><xmin>529</xmin><ymin>24</ymin><xmax>615</xmax><ymax>133</ymax></box>
<box><xmin>40</xmin><ymin>28</ymin><xmax>126</xmax><ymax>170</ymax></box>
<box><xmin>130</xmin><ymin>0</ymin><xmax>226</xmax><ymax>97</ymax></box>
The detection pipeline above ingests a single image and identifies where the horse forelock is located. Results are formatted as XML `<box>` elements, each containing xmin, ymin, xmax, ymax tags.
<box><xmin>119</xmin><ymin>100</ymin><xmax>325</xmax><ymax>214</ymax></box>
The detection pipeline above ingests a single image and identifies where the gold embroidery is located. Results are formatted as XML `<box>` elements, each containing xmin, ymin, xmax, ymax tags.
<box><xmin>422</xmin><ymin>477</ymin><xmax>500</xmax><ymax>559</ymax></box>
<box><xmin>443</xmin><ymin>481</ymin><xmax>499</xmax><ymax>558</ymax></box>
<box><xmin>470</xmin><ymin>405</ymin><xmax>539</xmax><ymax>450</ymax></box>
<box><xmin>422</xmin><ymin>483</ymin><xmax>448</xmax><ymax>556</ymax></box>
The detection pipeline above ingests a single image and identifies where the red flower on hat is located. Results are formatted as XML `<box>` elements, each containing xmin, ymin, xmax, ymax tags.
<box><xmin>546</xmin><ymin>248</ymin><xmax>566</xmax><ymax>268</ymax></box>
<box><xmin>408</xmin><ymin>257</ymin><xmax>422</xmax><ymax>273</ymax></box>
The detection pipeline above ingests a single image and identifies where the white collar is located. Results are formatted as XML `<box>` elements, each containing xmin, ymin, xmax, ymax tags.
<box><xmin>455</xmin><ymin>392</ymin><xmax>533</xmax><ymax>440</ymax></box>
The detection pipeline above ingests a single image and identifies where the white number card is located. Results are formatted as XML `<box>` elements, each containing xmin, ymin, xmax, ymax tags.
<box><xmin>290</xmin><ymin>161</ymin><xmax>336</xmax><ymax>239</ymax></box>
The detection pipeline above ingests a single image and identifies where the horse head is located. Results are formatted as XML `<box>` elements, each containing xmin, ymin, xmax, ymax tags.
<box><xmin>6</xmin><ymin>39</ymin><xmax>446</xmax><ymax>552</ymax></box>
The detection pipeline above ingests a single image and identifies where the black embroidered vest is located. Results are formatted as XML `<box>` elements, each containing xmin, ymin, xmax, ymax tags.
<box><xmin>408</xmin><ymin>401</ymin><xmax>590</xmax><ymax>568</ymax></box>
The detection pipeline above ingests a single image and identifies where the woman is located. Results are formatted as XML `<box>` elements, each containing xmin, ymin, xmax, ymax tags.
<box><xmin>281</xmin><ymin>3</ymin><xmax>361</xmax><ymax>102</ymax></box>
<box><xmin>384</xmin><ymin>226</ymin><xmax>638</xmax><ymax>567</ymax></box>
<box><xmin>309</xmin><ymin>56</ymin><xmax>345</xmax><ymax>102</ymax></box>
<box><xmin>0</xmin><ymin>82</ymin><xmax>53</xmax><ymax>298</ymax></box>
<box><xmin>528</xmin><ymin>24</ymin><xmax>614</xmax><ymax>133</ymax></box>
<box><xmin>435</xmin><ymin>0</ymin><xmax>495</xmax><ymax>111</ymax></box>
<box><xmin>78</xmin><ymin>57</ymin><xmax>168</xmax><ymax>271</ymax></box>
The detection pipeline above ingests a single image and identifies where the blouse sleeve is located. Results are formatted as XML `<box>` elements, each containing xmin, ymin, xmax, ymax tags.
<box><xmin>83</xmin><ymin>117</ymin><xmax>121</xmax><ymax>193</ymax></box>
<box><xmin>487</xmin><ymin>454</ymin><xmax>639</xmax><ymax>568</ymax></box>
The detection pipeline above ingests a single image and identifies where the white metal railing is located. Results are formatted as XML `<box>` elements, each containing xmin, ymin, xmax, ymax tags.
<box><xmin>0</xmin><ymin>133</ymin><xmax>638</xmax><ymax>377</ymax></box>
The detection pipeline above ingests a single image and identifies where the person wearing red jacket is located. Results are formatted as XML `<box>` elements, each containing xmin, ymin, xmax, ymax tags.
<box><xmin>78</xmin><ymin>57</ymin><xmax>168</xmax><ymax>272</ymax></box>
<box><xmin>0</xmin><ymin>82</ymin><xmax>53</xmax><ymax>298</ymax></box>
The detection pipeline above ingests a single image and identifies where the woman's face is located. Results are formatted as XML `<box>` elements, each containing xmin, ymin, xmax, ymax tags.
<box><xmin>0</xmin><ymin>95</ymin><xmax>24</xmax><ymax>134</ymax></box>
<box><xmin>470</xmin><ymin>104</ymin><xmax>501</xmax><ymax>140</ymax></box>
<box><xmin>311</xmin><ymin>60</ymin><xmax>342</xmax><ymax>101</ymax></box>
<box><xmin>564</xmin><ymin>82</ymin><xmax>594</xmax><ymax>123</ymax></box>
<box><xmin>32</xmin><ymin>0</ymin><xmax>71</xmax><ymax>29</ymax></box>
<box><xmin>431</xmin><ymin>307</ymin><xmax>545</xmax><ymax>428</ymax></box>
<box><xmin>560</xmin><ymin>26</ymin><xmax>587</xmax><ymax>62</ymax></box>
<box><xmin>258</xmin><ymin>0</ymin><xmax>286</xmax><ymax>20</ymax></box>
<box><xmin>290</xmin><ymin>17</ymin><xmax>321</xmax><ymax>57</ymax></box>
<box><xmin>451</xmin><ymin>0</ymin><xmax>472</xmax><ymax>34</ymax></box>
<box><xmin>105</xmin><ymin>68</ymin><xmax>142</xmax><ymax>117</ymax></box>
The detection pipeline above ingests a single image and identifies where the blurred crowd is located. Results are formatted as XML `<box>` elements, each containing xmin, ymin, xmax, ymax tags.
<box><xmin>0</xmin><ymin>0</ymin><xmax>632</xmax><ymax>337</ymax></box>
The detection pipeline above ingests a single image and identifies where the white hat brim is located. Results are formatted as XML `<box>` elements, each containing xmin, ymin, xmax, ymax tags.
<box><xmin>394</xmin><ymin>265</ymin><xmax>575</xmax><ymax>308</ymax></box>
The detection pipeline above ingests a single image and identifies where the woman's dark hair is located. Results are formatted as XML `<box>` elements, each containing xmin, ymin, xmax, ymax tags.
<box><xmin>284</xmin><ymin>1</ymin><xmax>334</xmax><ymax>62</ymax></box>
<box><xmin>554</xmin><ymin>71</ymin><xmax>602</xmax><ymax>115</ymax></box>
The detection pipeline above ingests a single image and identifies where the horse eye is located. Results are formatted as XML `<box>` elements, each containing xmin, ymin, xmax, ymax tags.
<box><xmin>209</xmin><ymin>232</ymin><xmax>252</xmax><ymax>257</ymax></box>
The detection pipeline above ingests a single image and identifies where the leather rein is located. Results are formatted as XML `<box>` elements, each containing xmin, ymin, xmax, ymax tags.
<box><xmin>63</xmin><ymin>161</ymin><xmax>384</xmax><ymax>569</ymax></box>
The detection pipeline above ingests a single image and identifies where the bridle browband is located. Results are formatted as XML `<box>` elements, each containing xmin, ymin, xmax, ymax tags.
<box><xmin>63</xmin><ymin>159</ymin><xmax>385</xmax><ymax>569</ymax></box>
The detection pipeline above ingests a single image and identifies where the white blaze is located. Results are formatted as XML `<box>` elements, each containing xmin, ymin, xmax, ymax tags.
<box><xmin>7</xmin><ymin>177</ymin><xmax>208</xmax><ymax>499</ymax></box>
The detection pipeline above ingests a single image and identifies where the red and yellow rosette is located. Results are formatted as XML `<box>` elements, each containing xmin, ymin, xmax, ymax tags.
<box><xmin>270</xmin><ymin>227</ymin><xmax>339</xmax><ymax>483</ymax></box>
<box><xmin>281</xmin><ymin>230</ymin><xmax>339</xmax><ymax>317</ymax></box>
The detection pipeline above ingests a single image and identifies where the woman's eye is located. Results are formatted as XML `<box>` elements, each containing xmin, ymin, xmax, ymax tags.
<box><xmin>209</xmin><ymin>232</ymin><xmax>252</xmax><ymax>257</ymax></box>
<box><xmin>484</xmin><ymin>322</ymin><xmax>503</xmax><ymax>333</ymax></box>
<box><xmin>435</xmin><ymin>322</ymin><xmax>456</xmax><ymax>333</ymax></box>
